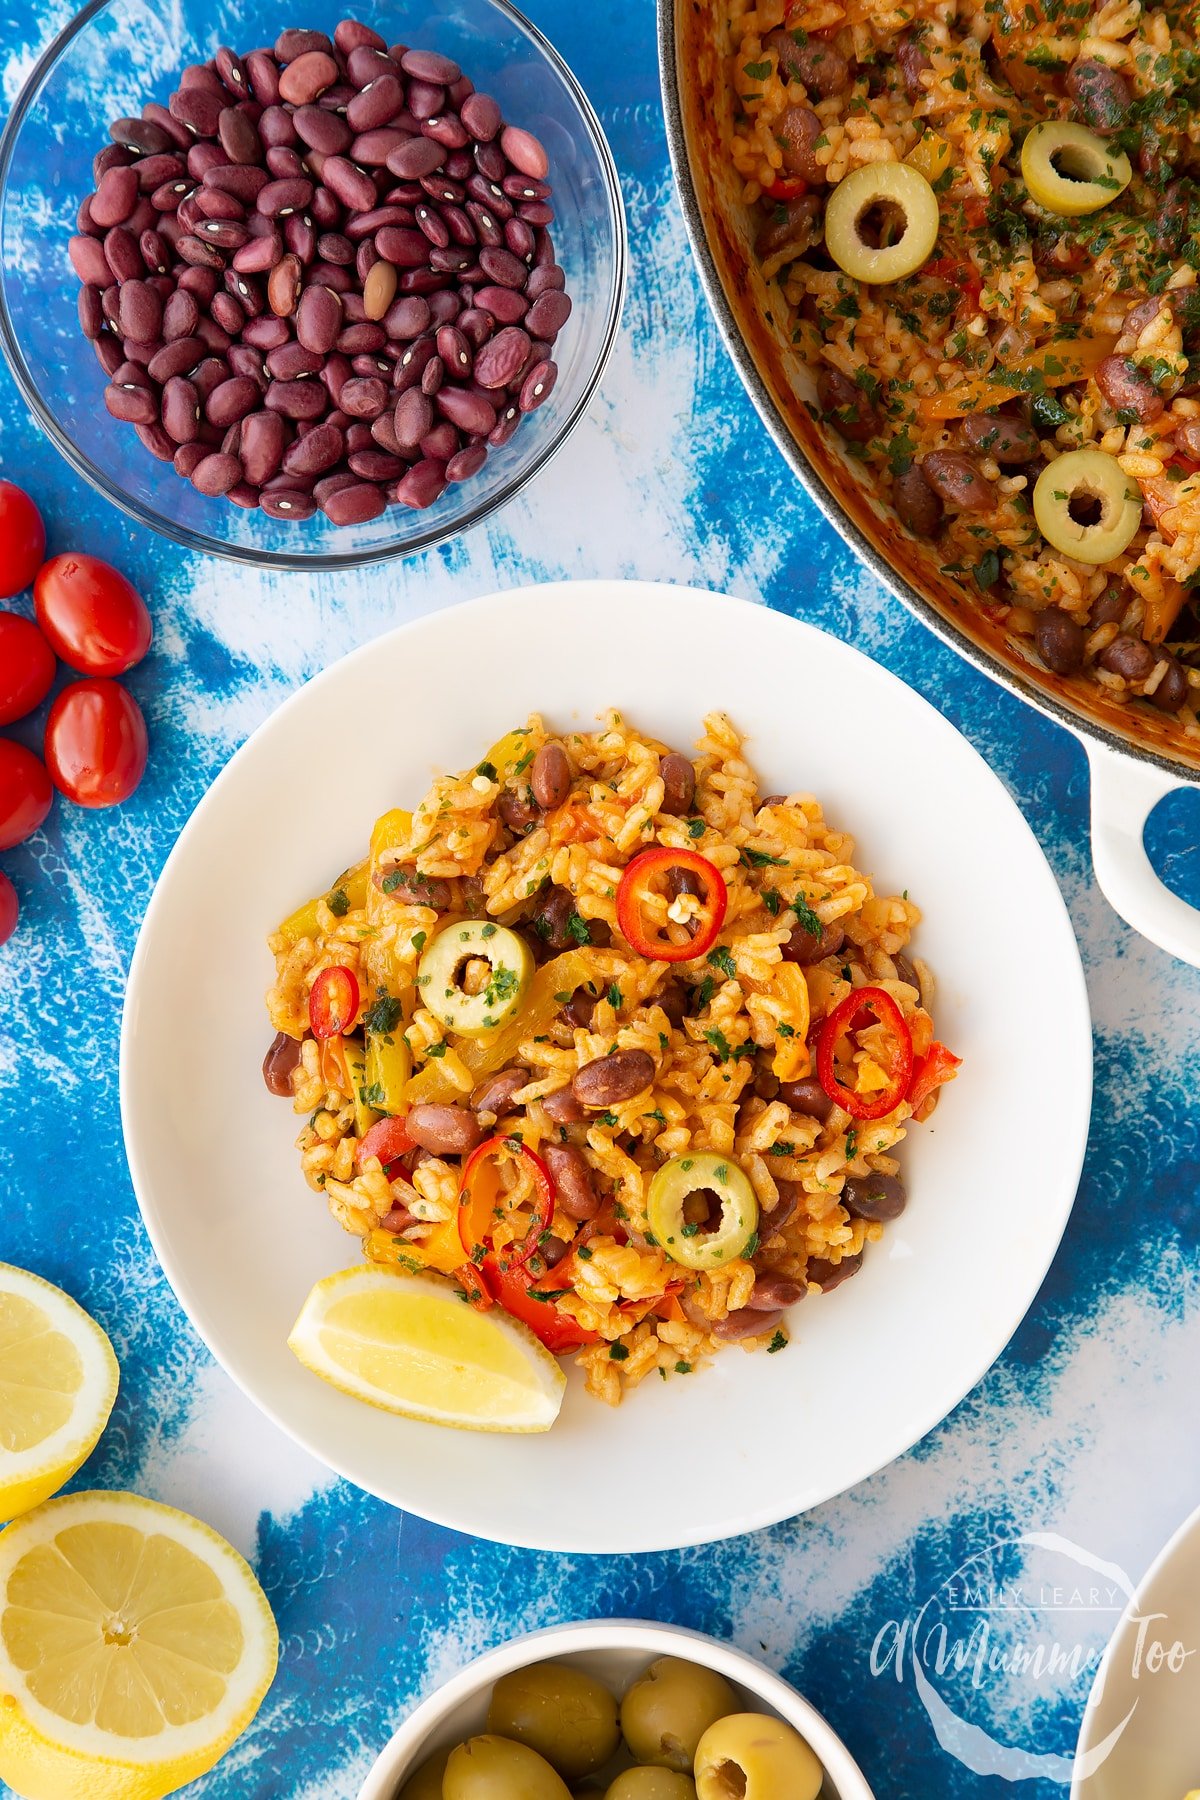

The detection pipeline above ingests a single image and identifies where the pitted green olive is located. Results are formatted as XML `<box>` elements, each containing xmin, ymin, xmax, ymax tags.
<box><xmin>1021</xmin><ymin>121</ymin><xmax>1131</xmax><ymax>217</ymax></box>
<box><xmin>444</xmin><ymin>1734</ymin><xmax>572</xmax><ymax>1800</ymax></box>
<box><xmin>619</xmin><ymin>1658</ymin><xmax>738</xmax><ymax>1773</ymax></box>
<box><xmin>606</xmin><ymin>1770</ymin><xmax>698</xmax><ymax>1800</ymax></box>
<box><xmin>824</xmin><ymin>161</ymin><xmax>940</xmax><ymax>283</ymax></box>
<box><xmin>1032</xmin><ymin>448</ymin><xmax>1141</xmax><ymax>564</ymax></box>
<box><xmin>646</xmin><ymin>1156</ymin><xmax>758</xmax><ymax>1271</ymax></box>
<box><xmin>487</xmin><ymin>1661</ymin><xmax>621</xmax><ymax>1781</ymax></box>
<box><xmin>418</xmin><ymin>920</ymin><xmax>532</xmax><ymax>1036</ymax></box>
<box><xmin>398</xmin><ymin>1746</ymin><xmax>450</xmax><ymax>1800</ymax></box>
<box><xmin>693</xmin><ymin>1713</ymin><xmax>823</xmax><ymax>1800</ymax></box>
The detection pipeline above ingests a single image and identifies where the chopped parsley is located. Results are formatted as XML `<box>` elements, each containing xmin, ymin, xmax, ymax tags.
<box><xmin>566</xmin><ymin>911</ymin><xmax>591</xmax><ymax>945</ymax></box>
<box><xmin>609</xmin><ymin>1342</ymin><xmax>629</xmax><ymax>1361</ymax></box>
<box><xmin>363</xmin><ymin>994</ymin><xmax>403</xmax><ymax>1036</ymax></box>
<box><xmin>762</xmin><ymin>888</ymin><xmax>782</xmax><ymax>916</ymax></box>
<box><xmin>484</xmin><ymin>964</ymin><xmax>519</xmax><ymax>1009</ymax></box>
<box><xmin>740</xmin><ymin>847</ymin><xmax>788</xmax><ymax>869</ymax></box>
<box><xmin>327</xmin><ymin>887</ymin><xmax>349</xmax><ymax>917</ymax></box>
<box><xmin>792</xmin><ymin>895</ymin><xmax>824</xmax><ymax>939</ymax></box>
<box><xmin>767</xmin><ymin>1331</ymin><xmax>788</xmax><ymax>1354</ymax></box>
<box><xmin>607</xmin><ymin>982</ymin><xmax>623</xmax><ymax>1008</ymax></box>
<box><xmin>476</xmin><ymin>761</ymin><xmax>497</xmax><ymax>781</ymax></box>
<box><xmin>768</xmin><ymin>1141</ymin><xmax>795</xmax><ymax>1157</ymax></box>
<box><xmin>707</xmin><ymin>946</ymin><xmax>737</xmax><ymax>980</ymax></box>
<box><xmin>687</xmin><ymin>817</ymin><xmax>706</xmax><ymax>839</ymax></box>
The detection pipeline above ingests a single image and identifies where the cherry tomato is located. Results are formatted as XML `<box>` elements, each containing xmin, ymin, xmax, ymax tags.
<box><xmin>0</xmin><ymin>872</ymin><xmax>17</xmax><ymax>945</ymax></box>
<box><xmin>309</xmin><ymin>965</ymin><xmax>360</xmax><ymax>1039</ymax></box>
<box><xmin>0</xmin><ymin>482</ymin><xmax>46</xmax><ymax>600</ymax></box>
<box><xmin>34</xmin><ymin>553</ymin><xmax>152</xmax><ymax>677</ymax></box>
<box><xmin>43</xmin><ymin>679</ymin><xmax>148</xmax><ymax>809</ymax></box>
<box><xmin>0</xmin><ymin>739</ymin><xmax>53</xmax><ymax>848</ymax></box>
<box><xmin>355</xmin><ymin>1113</ymin><xmax>415</xmax><ymax>1175</ymax></box>
<box><xmin>0</xmin><ymin>615</ymin><xmax>56</xmax><ymax>725</ymax></box>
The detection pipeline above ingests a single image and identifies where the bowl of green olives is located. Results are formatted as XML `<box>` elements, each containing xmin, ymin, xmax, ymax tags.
<box><xmin>357</xmin><ymin>1620</ymin><xmax>874</xmax><ymax>1800</ymax></box>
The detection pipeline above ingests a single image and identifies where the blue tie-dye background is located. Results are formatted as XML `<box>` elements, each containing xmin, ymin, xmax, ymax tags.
<box><xmin>3</xmin><ymin>1</ymin><xmax>1200</xmax><ymax>1795</ymax></box>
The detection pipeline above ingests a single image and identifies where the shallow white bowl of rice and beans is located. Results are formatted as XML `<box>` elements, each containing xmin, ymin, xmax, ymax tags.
<box><xmin>121</xmin><ymin>579</ymin><xmax>1092</xmax><ymax>1553</ymax></box>
<box><xmin>357</xmin><ymin>1619</ymin><xmax>875</xmax><ymax>1800</ymax></box>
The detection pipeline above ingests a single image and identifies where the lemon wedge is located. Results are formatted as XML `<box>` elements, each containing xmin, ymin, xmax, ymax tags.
<box><xmin>0</xmin><ymin>1489</ymin><xmax>278</xmax><ymax>1800</ymax></box>
<box><xmin>288</xmin><ymin>1266</ymin><xmax>566</xmax><ymax>1432</ymax></box>
<box><xmin>0</xmin><ymin>1264</ymin><xmax>119</xmax><ymax>1522</ymax></box>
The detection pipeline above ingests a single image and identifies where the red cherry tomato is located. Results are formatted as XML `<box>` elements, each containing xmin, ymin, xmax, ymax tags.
<box><xmin>355</xmin><ymin>1113</ymin><xmax>415</xmax><ymax>1176</ymax></box>
<box><xmin>43</xmin><ymin>679</ymin><xmax>148</xmax><ymax>809</ymax></box>
<box><xmin>34</xmin><ymin>553</ymin><xmax>152</xmax><ymax>677</ymax></box>
<box><xmin>0</xmin><ymin>872</ymin><xmax>17</xmax><ymax>945</ymax></box>
<box><xmin>0</xmin><ymin>482</ymin><xmax>46</xmax><ymax>600</ymax></box>
<box><xmin>0</xmin><ymin>739</ymin><xmax>53</xmax><ymax>848</ymax></box>
<box><xmin>309</xmin><ymin>965</ymin><xmax>361</xmax><ymax>1039</ymax></box>
<box><xmin>0</xmin><ymin>615</ymin><xmax>57</xmax><ymax>725</ymax></box>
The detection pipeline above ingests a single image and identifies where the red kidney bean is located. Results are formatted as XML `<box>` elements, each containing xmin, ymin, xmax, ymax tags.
<box><xmin>445</xmin><ymin>443</ymin><xmax>485</xmax><ymax>482</ymax></box>
<box><xmin>105</xmin><ymin>378</ymin><xmax>158</xmax><ymax>424</ymax></box>
<box><xmin>461</xmin><ymin>92</ymin><xmax>502</xmax><ymax>141</ymax></box>
<box><xmin>265</xmin><ymin>377</ymin><xmax>327</xmax><ymax>418</ymax></box>
<box><xmin>921</xmin><ymin>451</ymin><xmax>995</xmax><ymax>512</ymax></box>
<box><xmin>161</xmin><ymin>374</ymin><xmax>201</xmax><ymax>441</ymax></box>
<box><xmin>283</xmin><ymin>420</ymin><xmax>345</xmax><ymax>475</ymax></box>
<box><xmin>571</xmin><ymin>1049</ymin><xmax>655</xmax><ymax>1110</ymax></box>
<box><xmin>146</xmin><ymin>335</ymin><xmax>200</xmax><ymax>381</ymax></box>
<box><xmin>393</xmin><ymin>458</ymin><xmax>448</xmax><ymax>507</ymax></box>
<box><xmin>500</xmin><ymin>124</ymin><xmax>548</xmax><ymax>179</ymax></box>
<box><xmin>420</xmin><ymin>421</ymin><xmax>457</xmax><ymax>461</ymax></box>
<box><xmin>277</xmin><ymin>51</ymin><xmax>338</xmax><ymax>107</ymax></box>
<box><xmin>526</xmin><ymin>290</ymin><xmax>571</xmax><ymax>340</ymax></box>
<box><xmin>436</xmin><ymin>384</ymin><xmax>494</xmax><ymax>434</ymax></box>
<box><xmin>394</xmin><ymin>386</ymin><xmax>434</xmax><ymax>449</ymax></box>
<box><xmin>519</xmin><ymin>359</ymin><xmax>556</xmax><ymax>412</ymax></box>
<box><xmin>92</xmin><ymin>164</ymin><xmax>140</xmax><ymax>227</ymax></box>
<box><xmin>746</xmin><ymin>1272</ymin><xmax>805</xmax><ymax>1311</ymax></box>
<box><xmin>135</xmin><ymin>419</ymin><xmax>175</xmax><ymax>460</ymax></box>
<box><xmin>541</xmin><ymin>1143</ymin><xmax>602</xmax><ymax>1220</ymax></box>
<box><xmin>104</xmin><ymin>227</ymin><xmax>143</xmax><ymax>283</ymax></box>
<box><xmin>808</xmin><ymin>1251</ymin><xmax>863</xmax><ymax>1292</ymax></box>
<box><xmin>207</xmin><ymin>374</ymin><xmax>260</xmax><ymax>426</ymax></box>
<box><xmin>712</xmin><ymin>1307</ymin><xmax>785</xmax><ymax>1342</ymax></box>
<box><xmin>294</xmin><ymin>284</ymin><xmax>342</xmax><ymax>352</ymax></box>
<box><xmin>1035</xmin><ymin>609</ymin><xmax>1086</xmax><ymax>675</ymax></box>
<box><xmin>191</xmin><ymin>451</ymin><xmax>242</xmax><ymax>495</ymax></box>
<box><xmin>340</xmin><ymin>375</ymin><xmax>388</xmax><ymax>417</ymax></box>
<box><xmin>259</xmin><ymin>488</ymin><xmax>314</xmax><ymax>518</ymax></box>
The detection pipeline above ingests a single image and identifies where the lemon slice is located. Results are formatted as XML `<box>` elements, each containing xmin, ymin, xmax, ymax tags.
<box><xmin>288</xmin><ymin>1266</ymin><xmax>566</xmax><ymax>1433</ymax></box>
<box><xmin>0</xmin><ymin>1490</ymin><xmax>278</xmax><ymax>1800</ymax></box>
<box><xmin>0</xmin><ymin>1264</ymin><xmax>119</xmax><ymax>1522</ymax></box>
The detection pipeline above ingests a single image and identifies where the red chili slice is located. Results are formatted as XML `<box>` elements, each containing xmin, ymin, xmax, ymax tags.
<box><xmin>615</xmin><ymin>848</ymin><xmax>728</xmax><ymax>964</ymax></box>
<box><xmin>483</xmin><ymin>1257</ymin><xmax>598</xmax><ymax>1353</ymax></box>
<box><xmin>456</xmin><ymin>1262</ymin><xmax>494</xmax><ymax>1313</ymax></box>
<box><xmin>458</xmin><ymin>1135</ymin><xmax>556</xmax><ymax>1271</ymax></box>
<box><xmin>355</xmin><ymin>1113</ymin><xmax>415</xmax><ymax>1176</ymax></box>
<box><xmin>816</xmin><ymin>985</ymin><xmax>914</xmax><ymax>1121</ymax></box>
<box><xmin>309</xmin><ymin>965</ymin><xmax>360</xmax><ymax>1039</ymax></box>
<box><xmin>908</xmin><ymin>1040</ymin><xmax>962</xmax><ymax>1116</ymax></box>
<box><xmin>765</xmin><ymin>174</ymin><xmax>809</xmax><ymax>201</ymax></box>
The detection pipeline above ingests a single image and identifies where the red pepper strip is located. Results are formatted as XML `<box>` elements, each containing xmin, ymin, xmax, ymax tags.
<box><xmin>816</xmin><ymin>985</ymin><xmax>914</xmax><ymax>1121</ymax></box>
<box><xmin>908</xmin><ymin>1041</ymin><xmax>962</xmax><ymax>1116</ymax></box>
<box><xmin>764</xmin><ymin>175</ymin><xmax>809</xmax><ymax>201</ymax></box>
<box><xmin>458</xmin><ymin>1135</ymin><xmax>556</xmax><ymax>1271</ymax></box>
<box><xmin>309</xmin><ymin>964</ymin><xmax>360</xmax><ymax>1039</ymax></box>
<box><xmin>483</xmin><ymin>1257</ymin><xmax>599</xmax><ymax>1353</ymax></box>
<box><xmin>923</xmin><ymin>257</ymin><xmax>983</xmax><ymax>313</ymax></box>
<box><xmin>615</xmin><ymin>848</ymin><xmax>728</xmax><ymax>964</ymax></box>
<box><xmin>356</xmin><ymin>1113</ymin><xmax>415</xmax><ymax>1177</ymax></box>
<box><xmin>457</xmin><ymin>1262</ymin><xmax>493</xmax><ymax>1313</ymax></box>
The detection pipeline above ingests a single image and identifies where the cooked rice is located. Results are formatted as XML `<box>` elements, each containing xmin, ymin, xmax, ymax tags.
<box><xmin>266</xmin><ymin>712</ymin><xmax>955</xmax><ymax>1405</ymax></box>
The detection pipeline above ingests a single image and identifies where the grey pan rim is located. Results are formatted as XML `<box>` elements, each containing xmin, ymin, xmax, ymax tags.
<box><xmin>655</xmin><ymin>0</ymin><xmax>1197</xmax><ymax>788</ymax></box>
<box><xmin>0</xmin><ymin>0</ymin><xmax>628</xmax><ymax>572</ymax></box>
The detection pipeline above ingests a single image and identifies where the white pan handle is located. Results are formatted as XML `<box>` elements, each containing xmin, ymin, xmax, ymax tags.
<box><xmin>1086</xmin><ymin>740</ymin><xmax>1200</xmax><ymax>965</ymax></box>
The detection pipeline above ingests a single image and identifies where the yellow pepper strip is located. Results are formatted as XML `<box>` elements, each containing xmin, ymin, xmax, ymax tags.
<box><xmin>1143</xmin><ymin>576</ymin><xmax>1188</xmax><ymax>646</ymax></box>
<box><xmin>364</xmin><ymin>1215</ymin><xmax>464</xmax><ymax>1276</ymax></box>
<box><xmin>918</xmin><ymin>336</ymin><xmax>1116</xmax><ymax>422</ymax></box>
<box><xmin>483</xmin><ymin>725</ymin><xmax>537</xmax><ymax>781</ymax></box>
<box><xmin>906</xmin><ymin>130</ymin><xmax>952</xmax><ymax>185</ymax></box>
<box><xmin>278</xmin><ymin>856</ymin><xmax>371</xmax><ymax>944</ymax></box>
<box><xmin>771</xmin><ymin>963</ymin><xmax>812</xmax><ymax>1083</ymax></box>
<box><xmin>364</xmin><ymin>1029</ymin><xmax>412</xmax><ymax>1114</ymax></box>
<box><xmin>403</xmin><ymin>947</ymin><xmax>610</xmax><ymax>1106</ymax></box>
<box><xmin>370</xmin><ymin>807</ymin><xmax>413</xmax><ymax>868</ymax></box>
<box><xmin>344</xmin><ymin>1037</ymin><xmax>376</xmax><ymax>1136</ymax></box>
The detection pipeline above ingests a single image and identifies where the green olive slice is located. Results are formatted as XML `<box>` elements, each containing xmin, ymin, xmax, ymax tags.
<box><xmin>646</xmin><ymin>1154</ymin><xmax>758</xmax><ymax>1270</ymax></box>
<box><xmin>824</xmin><ymin>162</ymin><xmax>940</xmax><ymax>284</ymax></box>
<box><xmin>417</xmin><ymin>919</ymin><xmax>532</xmax><ymax>1036</ymax></box>
<box><xmin>1032</xmin><ymin>448</ymin><xmax>1142</xmax><ymax>565</ymax></box>
<box><xmin>1020</xmin><ymin>121</ymin><xmax>1132</xmax><ymax>217</ymax></box>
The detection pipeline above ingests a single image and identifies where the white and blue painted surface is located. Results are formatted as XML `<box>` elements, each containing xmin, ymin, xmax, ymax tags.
<box><xmin>3</xmin><ymin>2</ymin><xmax>1200</xmax><ymax>1796</ymax></box>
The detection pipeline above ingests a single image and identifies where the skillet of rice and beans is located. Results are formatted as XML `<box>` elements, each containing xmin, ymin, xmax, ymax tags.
<box><xmin>264</xmin><ymin>714</ymin><xmax>959</xmax><ymax>1406</ymax></box>
<box><xmin>729</xmin><ymin>0</ymin><xmax>1200</xmax><ymax>728</ymax></box>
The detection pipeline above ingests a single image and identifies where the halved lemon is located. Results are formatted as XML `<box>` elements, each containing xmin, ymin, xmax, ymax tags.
<box><xmin>288</xmin><ymin>1266</ymin><xmax>566</xmax><ymax>1432</ymax></box>
<box><xmin>0</xmin><ymin>1264</ymin><xmax>120</xmax><ymax>1522</ymax></box>
<box><xmin>0</xmin><ymin>1490</ymin><xmax>279</xmax><ymax>1800</ymax></box>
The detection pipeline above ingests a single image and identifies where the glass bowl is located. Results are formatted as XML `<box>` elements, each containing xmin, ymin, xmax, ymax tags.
<box><xmin>0</xmin><ymin>0</ymin><xmax>626</xmax><ymax>569</ymax></box>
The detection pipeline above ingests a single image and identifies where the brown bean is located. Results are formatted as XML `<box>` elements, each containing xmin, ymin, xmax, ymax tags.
<box><xmin>541</xmin><ymin>1085</ymin><xmax>587</xmax><ymax>1125</ymax></box>
<box><xmin>1176</xmin><ymin>420</ymin><xmax>1200</xmax><ymax>462</ymax></box>
<box><xmin>817</xmin><ymin>366</ymin><xmax>877</xmax><ymax>443</ymax></box>
<box><xmin>712</xmin><ymin>1307</ymin><xmax>785</xmax><ymax>1341</ymax></box>
<box><xmin>1066</xmin><ymin>59</ymin><xmax>1131</xmax><ymax>135</ymax></box>
<box><xmin>1095</xmin><ymin>355</ymin><xmax>1164</xmax><ymax>424</ymax></box>
<box><xmin>841</xmin><ymin>1171</ymin><xmax>906</xmax><ymax>1222</ymax></box>
<box><xmin>921</xmin><ymin>451</ymin><xmax>995</xmax><ymax>512</ymax></box>
<box><xmin>470</xmin><ymin>1067</ymin><xmax>529</xmax><ymax>1119</ymax></box>
<box><xmin>262</xmin><ymin>1031</ymin><xmax>303</xmax><ymax>1095</ymax></box>
<box><xmin>541</xmin><ymin>1143</ymin><xmax>602</xmax><ymax>1220</ymax></box>
<box><xmin>892</xmin><ymin>464</ymin><xmax>943</xmax><ymax>537</ymax></box>
<box><xmin>278</xmin><ymin>49</ymin><xmax>339</xmax><ymax>106</ymax></box>
<box><xmin>781</xmin><ymin>916</ymin><xmax>844</xmax><ymax>965</ymax></box>
<box><xmin>267</xmin><ymin>253</ymin><xmax>302</xmax><ymax>317</ymax></box>
<box><xmin>1090</xmin><ymin>581</ymin><xmax>1129</xmax><ymax>628</ymax></box>
<box><xmin>526</xmin><ymin>884</ymin><xmax>576</xmax><ymax>951</ymax></box>
<box><xmin>405</xmin><ymin>1103</ymin><xmax>485</xmax><ymax>1156</ymax></box>
<box><xmin>1098</xmin><ymin>632</ymin><xmax>1157</xmax><ymax>682</ymax></box>
<box><xmin>765</xmin><ymin>27</ymin><xmax>849</xmax><ymax>95</ymax></box>
<box><xmin>657</xmin><ymin>751</ymin><xmax>696</xmax><ymax>814</ymax></box>
<box><xmin>1156</xmin><ymin>181</ymin><xmax>1193</xmax><ymax>256</ymax></box>
<box><xmin>754</xmin><ymin>194</ymin><xmax>821</xmax><ymax>264</ymax></box>
<box><xmin>571</xmin><ymin>1049</ymin><xmax>655</xmax><ymax>1110</ymax></box>
<box><xmin>896</xmin><ymin>32</ymin><xmax>931</xmax><ymax>96</ymax></box>
<box><xmin>960</xmin><ymin>411</ymin><xmax>1039</xmax><ymax>465</ymax></box>
<box><xmin>1035</xmin><ymin>609</ymin><xmax>1086</xmax><ymax>675</ymax></box>
<box><xmin>776</xmin><ymin>105</ymin><xmax>826</xmax><ymax>183</ymax></box>
<box><xmin>746</xmin><ymin>1272</ymin><xmax>805</xmax><ymax>1310</ymax></box>
<box><xmin>1149</xmin><ymin>658</ymin><xmax>1191</xmax><ymax>712</ymax></box>
<box><xmin>363</xmin><ymin>258</ymin><xmax>398</xmax><ymax>320</ymax></box>
<box><xmin>375</xmin><ymin>864</ymin><xmax>452</xmax><ymax>908</ymax></box>
<box><xmin>760</xmin><ymin>1180</ymin><xmax>801</xmax><ymax>1237</ymax></box>
<box><xmin>529</xmin><ymin>741</ymin><xmax>570</xmax><ymax>809</ymax></box>
<box><xmin>808</xmin><ymin>1251</ymin><xmax>863</xmax><ymax>1292</ymax></box>
<box><xmin>496</xmin><ymin>784</ymin><xmax>540</xmax><ymax>835</ymax></box>
<box><xmin>296</xmin><ymin>284</ymin><xmax>343</xmax><ymax>354</ymax></box>
<box><xmin>559</xmin><ymin>986</ymin><xmax>597</xmax><ymax>1031</ymax></box>
<box><xmin>778</xmin><ymin>1077</ymin><xmax>834</xmax><ymax>1122</ymax></box>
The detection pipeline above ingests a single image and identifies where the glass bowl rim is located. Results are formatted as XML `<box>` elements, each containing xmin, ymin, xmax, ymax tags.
<box><xmin>0</xmin><ymin>0</ymin><xmax>628</xmax><ymax>571</ymax></box>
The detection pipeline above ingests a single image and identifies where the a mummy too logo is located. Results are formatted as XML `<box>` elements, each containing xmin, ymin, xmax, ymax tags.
<box><xmin>870</xmin><ymin>1532</ymin><xmax>1196</xmax><ymax>1782</ymax></box>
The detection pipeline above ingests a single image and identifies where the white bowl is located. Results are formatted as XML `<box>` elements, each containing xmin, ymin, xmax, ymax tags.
<box><xmin>1072</xmin><ymin>1501</ymin><xmax>1200</xmax><ymax>1799</ymax></box>
<box><xmin>120</xmin><ymin>579</ymin><xmax>1092</xmax><ymax>1552</ymax></box>
<box><xmin>357</xmin><ymin>1619</ymin><xmax>874</xmax><ymax>1799</ymax></box>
